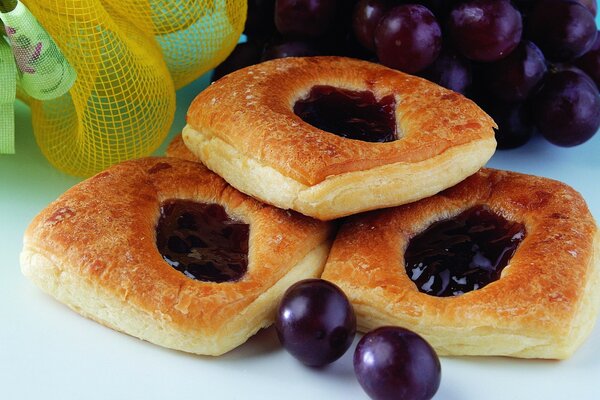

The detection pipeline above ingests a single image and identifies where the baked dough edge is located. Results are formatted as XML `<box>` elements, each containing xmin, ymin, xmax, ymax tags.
<box><xmin>20</xmin><ymin>241</ymin><xmax>332</xmax><ymax>356</ymax></box>
<box><xmin>182</xmin><ymin>124</ymin><xmax>496</xmax><ymax>220</ymax></box>
<box><xmin>347</xmin><ymin>231</ymin><xmax>600</xmax><ymax>359</ymax></box>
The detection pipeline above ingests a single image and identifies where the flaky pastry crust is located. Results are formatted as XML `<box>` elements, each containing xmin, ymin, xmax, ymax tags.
<box><xmin>183</xmin><ymin>56</ymin><xmax>496</xmax><ymax>220</ymax></box>
<box><xmin>21</xmin><ymin>157</ymin><xmax>332</xmax><ymax>356</ymax></box>
<box><xmin>322</xmin><ymin>168</ymin><xmax>600</xmax><ymax>359</ymax></box>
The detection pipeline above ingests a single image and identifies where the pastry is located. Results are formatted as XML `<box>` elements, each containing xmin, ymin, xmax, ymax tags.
<box><xmin>166</xmin><ymin>133</ymin><xmax>197</xmax><ymax>161</ymax></box>
<box><xmin>182</xmin><ymin>56</ymin><xmax>497</xmax><ymax>221</ymax></box>
<box><xmin>322</xmin><ymin>168</ymin><xmax>600</xmax><ymax>359</ymax></box>
<box><xmin>20</xmin><ymin>157</ymin><xmax>332</xmax><ymax>356</ymax></box>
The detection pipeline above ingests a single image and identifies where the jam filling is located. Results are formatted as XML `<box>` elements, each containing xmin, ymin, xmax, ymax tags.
<box><xmin>293</xmin><ymin>85</ymin><xmax>397</xmax><ymax>142</ymax></box>
<box><xmin>156</xmin><ymin>200</ymin><xmax>249</xmax><ymax>283</ymax></box>
<box><xmin>404</xmin><ymin>206</ymin><xmax>525</xmax><ymax>297</ymax></box>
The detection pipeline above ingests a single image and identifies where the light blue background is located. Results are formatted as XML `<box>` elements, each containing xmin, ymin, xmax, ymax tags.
<box><xmin>2</xmin><ymin>13</ymin><xmax>600</xmax><ymax>399</ymax></box>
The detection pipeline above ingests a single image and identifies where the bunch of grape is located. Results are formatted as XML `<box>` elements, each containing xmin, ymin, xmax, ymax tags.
<box><xmin>214</xmin><ymin>0</ymin><xmax>600</xmax><ymax>149</ymax></box>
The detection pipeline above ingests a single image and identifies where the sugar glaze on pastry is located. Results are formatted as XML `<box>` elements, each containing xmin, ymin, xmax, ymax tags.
<box><xmin>322</xmin><ymin>168</ymin><xmax>600</xmax><ymax>359</ymax></box>
<box><xmin>20</xmin><ymin>158</ymin><xmax>332</xmax><ymax>356</ymax></box>
<box><xmin>183</xmin><ymin>56</ymin><xmax>497</xmax><ymax>220</ymax></box>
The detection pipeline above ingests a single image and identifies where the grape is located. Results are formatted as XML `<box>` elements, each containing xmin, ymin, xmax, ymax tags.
<box><xmin>244</xmin><ymin>0</ymin><xmax>277</xmax><ymax>39</ymax></box>
<box><xmin>483</xmin><ymin>40</ymin><xmax>547</xmax><ymax>102</ymax></box>
<box><xmin>275</xmin><ymin>279</ymin><xmax>356</xmax><ymax>367</ymax></box>
<box><xmin>274</xmin><ymin>0</ymin><xmax>338</xmax><ymax>38</ymax></box>
<box><xmin>528</xmin><ymin>0</ymin><xmax>597</xmax><ymax>61</ymax></box>
<box><xmin>354</xmin><ymin>326</ymin><xmax>441</xmax><ymax>400</ymax></box>
<box><xmin>576</xmin><ymin>0</ymin><xmax>598</xmax><ymax>16</ymax></box>
<box><xmin>212</xmin><ymin>41</ymin><xmax>263</xmax><ymax>82</ymax></box>
<box><xmin>448</xmin><ymin>0</ymin><xmax>522</xmax><ymax>62</ymax></box>
<box><xmin>483</xmin><ymin>100</ymin><xmax>534</xmax><ymax>149</ymax></box>
<box><xmin>532</xmin><ymin>70</ymin><xmax>600</xmax><ymax>146</ymax></box>
<box><xmin>352</xmin><ymin>0</ymin><xmax>390</xmax><ymax>51</ymax></box>
<box><xmin>261</xmin><ymin>39</ymin><xmax>324</xmax><ymax>61</ymax></box>
<box><xmin>374</xmin><ymin>5</ymin><xmax>442</xmax><ymax>74</ymax></box>
<box><xmin>420</xmin><ymin>46</ymin><xmax>472</xmax><ymax>95</ymax></box>
<box><xmin>575</xmin><ymin>32</ymin><xmax>600</xmax><ymax>88</ymax></box>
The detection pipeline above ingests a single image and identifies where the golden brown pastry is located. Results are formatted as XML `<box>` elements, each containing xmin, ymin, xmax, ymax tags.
<box><xmin>21</xmin><ymin>157</ymin><xmax>332</xmax><ymax>356</ymax></box>
<box><xmin>322</xmin><ymin>168</ymin><xmax>600</xmax><ymax>359</ymax></box>
<box><xmin>183</xmin><ymin>56</ymin><xmax>497</xmax><ymax>221</ymax></box>
<box><xmin>166</xmin><ymin>133</ymin><xmax>196</xmax><ymax>161</ymax></box>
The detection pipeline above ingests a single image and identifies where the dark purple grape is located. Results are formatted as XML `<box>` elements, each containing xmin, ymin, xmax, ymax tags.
<box><xmin>374</xmin><ymin>5</ymin><xmax>442</xmax><ymax>74</ymax></box>
<box><xmin>354</xmin><ymin>326</ymin><xmax>441</xmax><ymax>400</ymax></box>
<box><xmin>528</xmin><ymin>0</ymin><xmax>597</xmax><ymax>61</ymax></box>
<box><xmin>274</xmin><ymin>0</ymin><xmax>338</xmax><ymax>38</ymax></box>
<box><xmin>275</xmin><ymin>279</ymin><xmax>356</xmax><ymax>367</ymax></box>
<box><xmin>576</xmin><ymin>0</ymin><xmax>598</xmax><ymax>16</ymax></box>
<box><xmin>352</xmin><ymin>0</ymin><xmax>390</xmax><ymax>51</ymax></box>
<box><xmin>212</xmin><ymin>41</ymin><xmax>263</xmax><ymax>82</ymax></box>
<box><xmin>244</xmin><ymin>0</ymin><xmax>277</xmax><ymax>39</ymax></box>
<box><xmin>552</xmin><ymin>64</ymin><xmax>598</xmax><ymax>88</ymax></box>
<box><xmin>420</xmin><ymin>46</ymin><xmax>472</xmax><ymax>95</ymax></box>
<box><xmin>483</xmin><ymin>40</ymin><xmax>547</xmax><ymax>102</ymax></box>
<box><xmin>448</xmin><ymin>0</ymin><xmax>522</xmax><ymax>62</ymax></box>
<box><xmin>532</xmin><ymin>70</ymin><xmax>600</xmax><ymax>146</ymax></box>
<box><xmin>575</xmin><ymin>32</ymin><xmax>600</xmax><ymax>88</ymax></box>
<box><xmin>261</xmin><ymin>39</ymin><xmax>324</xmax><ymax>60</ymax></box>
<box><xmin>483</xmin><ymin>100</ymin><xmax>535</xmax><ymax>149</ymax></box>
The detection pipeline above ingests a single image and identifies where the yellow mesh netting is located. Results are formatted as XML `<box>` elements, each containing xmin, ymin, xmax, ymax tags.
<box><xmin>20</xmin><ymin>0</ymin><xmax>246</xmax><ymax>176</ymax></box>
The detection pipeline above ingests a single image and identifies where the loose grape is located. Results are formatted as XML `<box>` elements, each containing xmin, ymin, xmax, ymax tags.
<box><xmin>374</xmin><ymin>5</ymin><xmax>442</xmax><ymax>74</ymax></box>
<box><xmin>275</xmin><ymin>279</ymin><xmax>356</xmax><ymax>367</ymax></box>
<box><xmin>448</xmin><ymin>0</ymin><xmax>522</xmax><ymax>62</ymax></box>
<box><xmin>354</xmin><ymin>326</ymin><xmax>441</xmax><ymax>400</ymax></box>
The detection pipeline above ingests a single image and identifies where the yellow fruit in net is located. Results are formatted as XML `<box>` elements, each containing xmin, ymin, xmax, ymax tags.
<box><xmin>20</xmin><ymin>0</ymin><xmax>246</xmax><ymax>176</ymax></box>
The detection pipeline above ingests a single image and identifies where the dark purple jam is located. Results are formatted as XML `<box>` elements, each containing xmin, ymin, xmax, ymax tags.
<box><xmin>293</xmin><ymin>85</ymin><xmax>397</xmax><ymax>142</ymax></box>
<box><xmin>404</xmin><ymin>206</ymin><xmax>525</xmax><ymax>297</ymax></box>
<box><xmin>156</xmin><ymin>200</ymin><xmax>249</xmax><ymax>283</ymax></box>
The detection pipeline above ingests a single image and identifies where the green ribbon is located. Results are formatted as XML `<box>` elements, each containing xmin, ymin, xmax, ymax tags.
<box><xmin>0</xmin><ymin>38</ymin><xmax>16</xmax><ymax>153</ymax></box>
<box><xmin>0</xmin><ymin>0</ymin><xmax>76</xmax><ymax>154</ymax></box>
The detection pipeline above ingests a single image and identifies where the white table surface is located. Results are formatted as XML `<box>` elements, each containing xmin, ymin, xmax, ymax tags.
<box><xmin>2</xmin><ymin>67</ymin><xmax>600</xmax><ymax>400</ymax></box>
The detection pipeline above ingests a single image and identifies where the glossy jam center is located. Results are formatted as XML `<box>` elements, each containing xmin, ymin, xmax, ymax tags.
<box><xmin>404</xmin><ymin>206</ymin><xmax>525</xmax><ymax>297</ymax></box>
<box><xmin>293</xmin><ymin>85</ymin><xmax>397</xmax><ymax>142</ymax></box>
<box><xmin>156</xmin><ymin>200</ymin><xmax>249</xmax><ymax>283</ymax></box>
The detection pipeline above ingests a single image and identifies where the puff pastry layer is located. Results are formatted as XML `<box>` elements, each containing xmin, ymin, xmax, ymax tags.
<box><xmin>183</xmin><ymin>56</ymin><xmax>496</xmax><ymax>220</ymax></box>
<box><xmin>21</xmin><ymin>157</ymin><xmax>332</xmax><ymax>356</ymax></box>
<box><xmin>322</xmin><ymin>168</ymin><xmax>600</xmax><ymax>359</ymax></box>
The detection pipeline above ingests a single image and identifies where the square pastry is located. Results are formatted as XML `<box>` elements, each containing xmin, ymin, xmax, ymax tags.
<box><xmin>21</xmin><ymin>158</ymin><xmax>332</xmax><ymax>355</ymax></box>
<box><xmin>322</xmin><ymin>169</ymin><xmax>600</xmax><ymax>359</ymax></box>
<box><xmin>183</xmin><ymin>56</ymin><xmax>496</xmax><ymax>220</ymax></box>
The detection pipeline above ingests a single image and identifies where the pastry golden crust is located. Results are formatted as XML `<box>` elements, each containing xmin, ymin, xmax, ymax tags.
<box><xmin>183</xmin><ymin>56</ymin><xmax>496</xmax><ymax>220</ymax></box>
<box><xmin>21</xmin><ymin>157</ymin><xmax>332</xmax><ymax>356</ymax></box>
<box><xmin>166</xmin><ymin>133</ymin><xmax>196</xmax><ymax>161</ymax></box>
<box><xmin>322</xmin><ymin>168</ymin><xmax>600</xmax><ymax>359</ymax></box>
